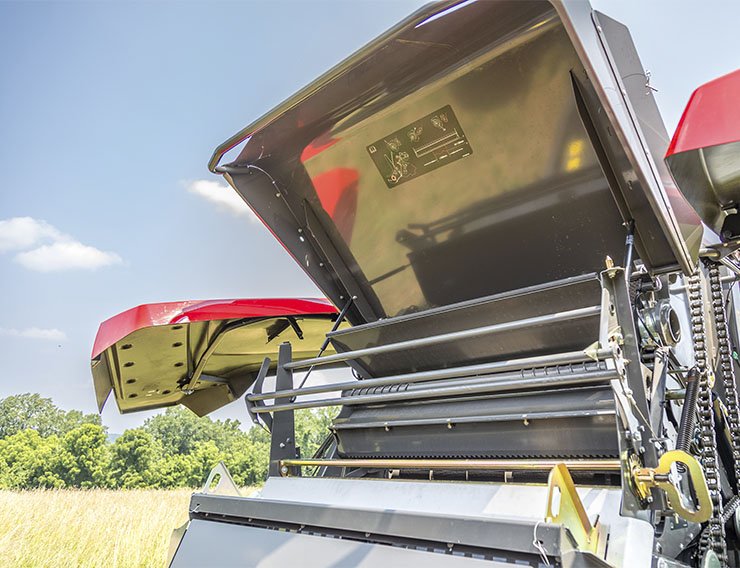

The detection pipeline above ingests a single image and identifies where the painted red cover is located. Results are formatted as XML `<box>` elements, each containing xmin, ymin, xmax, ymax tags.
<box><xmin>91</xmin><ymin>298</ymin><xmax>337</xmax><ymax>358</ymax></box>
<box><xmin>667</xmin><ymin>68</ymin><xmax>740</xmax><ymax>157</ymax></box>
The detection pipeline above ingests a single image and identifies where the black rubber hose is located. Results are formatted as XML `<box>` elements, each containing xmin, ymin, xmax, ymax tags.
<box><xmin>676</xmin><ymin>367</ymin><xmax>701</xmax><ymax>454</ymax></box>
<box><xmin>624</xmin><ymin>219</ymin><xmax>635</xmax><ymax>282</ymax></box>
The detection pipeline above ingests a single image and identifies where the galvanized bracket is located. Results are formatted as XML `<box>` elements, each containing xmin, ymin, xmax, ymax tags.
<box><xmin>545</xmin><ymin>463</ymin><xmax>601</xmax><ymax>555</ymax></box>
<box><xmin>200</xmin><ymin>461</ymin><xmax>241</xmax><ymax>497</ymax></box>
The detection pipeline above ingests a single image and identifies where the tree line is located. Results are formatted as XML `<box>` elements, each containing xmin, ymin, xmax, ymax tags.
<box><xmin>0</xmin><ymin>393</ymin><xmax>334</xmax><ymax>490</ymax></box>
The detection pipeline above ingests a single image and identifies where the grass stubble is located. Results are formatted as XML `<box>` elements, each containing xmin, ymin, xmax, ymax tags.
<box><xmin>0</xmin><ymin>488</ymin><xmax>193</xmax><ymax>568</ymax></box>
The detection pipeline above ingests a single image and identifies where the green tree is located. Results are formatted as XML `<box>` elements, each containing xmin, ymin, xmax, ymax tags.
<box><xmin>0</xmin><ymin>394</ymin><xmax>337</xmax><ymax>490</ymax></box>
<box><xmin>108</xmin><ymin>428</ymin><xmax>162</xmax><ymax>488</ymax></box>
<box><xmin>186</xmin><ymin>441</ymin><xmax>225</xmax><ymax>486</ymax></box>
<box><xmin>143</xmin><ymin>407</ymin><xmax>243</xmax><ymax>455</ymax></box>
<box><xmin>54</xmin><ymin>423</ymin><xmax>110</xmax><ymax>488</ymax></box>
<box><xmin>0</xmin><ymin>393</ymin><xmax>101</xmax><ymax>439</ymax></box>
<box><xmin>295</xmin><ymin>408</ymin><xmax>336</xmax><ymax>459</ymax></box>
<box><xmin>0</xmin><ymin>429</ymin><xmax>65</xmax><ymax>488</ymax></box>
<box><xmin>151</xmin><ymin>452</ymin><xmax>197</xmax><ymax>488</ymax></box>
<box><xmin>225</xmin><ymin>427</ymin><xmax>270</xmax><ymax>486</ymax></box>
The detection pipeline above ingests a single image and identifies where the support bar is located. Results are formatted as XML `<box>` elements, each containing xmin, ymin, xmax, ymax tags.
<box><xmin>248</xmin><ymin>348</ymin><xmax>612</xmax><ymax>403</ymax></box>
<box><xmin>284</xmin><ymin>305</ymin><xmax>601</xmax><ymax>370</ymax></box>
<box><xmin>251</xmin><ymin>368</ymin><xmax>618</xmax><ymax>414</ymax></box>
<box><xmin>279</xmin><ymin>458</ymin><xmax>622</xmax><ymax>475</ymax></box>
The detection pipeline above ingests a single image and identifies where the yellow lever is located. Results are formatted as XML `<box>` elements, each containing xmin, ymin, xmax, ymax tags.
<box><xmin>631</xmin><ymin>450</ymin><xmax>712</xmax><ymax>523</ymax></box>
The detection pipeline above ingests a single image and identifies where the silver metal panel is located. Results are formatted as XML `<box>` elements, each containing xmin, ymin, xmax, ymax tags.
<box><xmin>170</xmin><ymin>519</ymin><xmax>499</xmax><ymax>567</ymax></box>
<box><xmin>666</xmin><ymin>141</ymin><xmax>740</xmax><ymax>234</ymax></box>
<box><xmin>186</xmin><ymin>492</ymin><xmax>565</xmax><ymax>558</ymax></box>
<box><xmin>256</xmin><ymin>477</ymin><xmax>655</xmax><ymax>566</ymax></box>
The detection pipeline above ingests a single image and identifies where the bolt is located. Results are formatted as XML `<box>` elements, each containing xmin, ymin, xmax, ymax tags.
<box><xmin>280</xmin><ymin>465</ymin><xmax>288</xmax><ymax>475</ymax></box>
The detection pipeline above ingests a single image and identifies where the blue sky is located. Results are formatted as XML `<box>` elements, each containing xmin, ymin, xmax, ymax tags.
<box><xmin>1</xmin><ymin>0</ymin><xmax>738</xmax><ymax>433</ymax></box>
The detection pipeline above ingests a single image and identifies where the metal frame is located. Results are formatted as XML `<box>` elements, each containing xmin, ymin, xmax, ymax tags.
<box><xmin>600</xmin><ymin>267</ymin><xmax>658</xmax><ymax>468</ymax></box>
<box><xmin>268</xmin><ymin>343</ymin><xmax>297</xmax><ymax>476</ymax></box>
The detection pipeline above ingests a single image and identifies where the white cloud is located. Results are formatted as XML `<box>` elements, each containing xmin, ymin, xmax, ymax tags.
<box><xmin>0</xmin><ymin>217</ymin><xmax>62</xmax><ymax>252</ymax></box>
<box><xmin>184</xmin><ymin>179</ymin><xmax>259</xmax><ymax>222</ymax></box>
<box><xmin>0</xmin><ymin>327</ymin><xmax>67</xmax><ymax>341</ymax></box>
<box><xmin>14</xmin><ymin>241</ymin><xmax>122</xmax><ymax>272</ymax></box>
<box><xmin>0</xmin><ymin>216</ymin><xmax>124</xmax><ymax>272</ymax></box>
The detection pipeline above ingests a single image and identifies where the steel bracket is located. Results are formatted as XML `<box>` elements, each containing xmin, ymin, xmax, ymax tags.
<box><xmin>546</xmin><ymin>463</ymin><xmax>602</xmax><ymax>555</ymax></box>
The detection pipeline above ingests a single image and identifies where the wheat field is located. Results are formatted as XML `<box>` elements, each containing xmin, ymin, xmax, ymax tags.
<box><xmin>0</xmin><ymin>489</ymin><xmax>193</xmax><ymax>568</ymax></box>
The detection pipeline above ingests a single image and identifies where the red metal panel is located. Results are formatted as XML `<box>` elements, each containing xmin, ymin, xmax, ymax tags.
<box><xmin>91</xmin><ymin>298</ymin><xmax>337</xmax><ymax>358</ymax></box>
<box><xmin>667</xmin><ymin>68</ymin><xmax>740</xmax><ymax>157</ymax></box>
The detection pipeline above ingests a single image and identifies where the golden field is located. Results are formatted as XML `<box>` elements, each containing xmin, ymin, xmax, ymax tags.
<box><xmin>0</xmin><ymin>489</ymin><xmax>193</xmax><ymax>568</ymax></box>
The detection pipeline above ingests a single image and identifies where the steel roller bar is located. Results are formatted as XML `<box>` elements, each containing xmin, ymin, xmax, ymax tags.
<box><xmin>248</xmin><ymin>348</ymin><xmax>612</xmax><ymax>403</ymax></box>
<box><xmin>251</xmin><ymin>368</ymin><xmax>618</xmax><ymax>414</ymax></box>
<box><xmin>283</xmin><ymin>305</ymin><xmax>601</xmax><ymax>370</ymax></box>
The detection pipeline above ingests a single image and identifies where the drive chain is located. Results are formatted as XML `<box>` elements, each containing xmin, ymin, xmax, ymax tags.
<box><xmin>706</xmin><ymin>260</ymin><xmax>740</xmax><ymax>493</ymax></box>
<box><xmin>687</xmin><ymin>270</ymin><xmax>727</xmax><ymax>562</ymax></box>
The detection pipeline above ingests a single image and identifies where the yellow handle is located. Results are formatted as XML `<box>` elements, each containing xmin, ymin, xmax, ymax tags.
<box><xmin>634</xmin><ymin>450</ymin><xmax>712</xmax><ymax>524</ymax></box>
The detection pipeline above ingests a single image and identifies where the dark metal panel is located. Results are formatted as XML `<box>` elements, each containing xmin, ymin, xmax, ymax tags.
<box><xmin>220</xmin><ymin>2</ymin><xmax>628</xmax><ymax>321</ymax></box>
<box><xmin>329</xmin><ymin>275</ymin><xmax>602</xmax><ymax>376</ymax></box>
<box><xmin>334</xmin><ymin>385</ymin><xmax>619</xmax><ymax>459</ymax></box>
<box><xmin>553</xmin><ymin>1</ymin><xmax>700</xmax><ymax>273</ymax></box>
<box><xmin>216</xmin><ymin>0</ymin><xmax>700</xmax><ymax>323</ymax></box>
<box><xmin>592</xmin><ymin>11</ymin><xmax>703</xmax><ymax>263</ymax></box>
